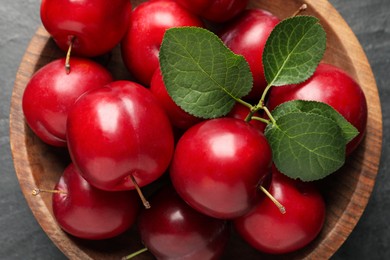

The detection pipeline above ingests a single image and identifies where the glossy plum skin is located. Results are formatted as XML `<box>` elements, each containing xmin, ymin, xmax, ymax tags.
<box><xmin>234</xmin><ymin>167</ymin><xmax>326</xmax><ymax>254</ymax></box>
<box><xmin>267</xmin><ymin>63</ymin><xmax>368</xmax><ymax>155</ymax></box>
<box><xmin>121</xmin><ymin>0</ymin><xmax>204</xmax><ymax>86</ymax></box>
<box><xmin>175</xmin><ymin>0</ymin><xmax>249</xmax><ymax>23</ymax></box>
<box><xmin>150</xmin><ymin>67</ymin><xmax>203</xmax><ymax>130</ymax></box>
<box><xmin>40</xmin><ymin>0</ymin><xmax>132</xmax><ymax>57</ymax></box>
<box><xmin>52</xmin><ymin>163</ymin><xmax>140</xmax><ymax>240</ymax></box>
<box><xmin>66</xmin><ymin>80</ymin><xmax>175</xmax><ymax>191</ymax></box>
<box><xmin>138</xmin><ymin>185</ymin><xmax>229</xmax><ymax>260</ymax></box>
<box><xmin>170</xmin><ymin>118</ymin><xmax>272</xmax><ymax>219</ymax></box>
<box><xmin>22</xmin><ymin>57</ymin><xmax>113</xmax><ymax>147</ymax></box>
<box><xmin>220</xmin><ymin>9</ymin><xmax>280</xmax><ymax>101</ymax></box>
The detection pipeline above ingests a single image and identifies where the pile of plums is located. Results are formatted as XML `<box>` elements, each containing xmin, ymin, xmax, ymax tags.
<box><xmin>22</xmin><ymin>0</ymin><xmax>367</xmax><ymax>258</ymax></box>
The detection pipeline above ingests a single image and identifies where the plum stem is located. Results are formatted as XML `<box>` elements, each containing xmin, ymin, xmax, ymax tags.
<box><xmin>122</xmin><ymin>247</ymin><xmax>148</xmax><ymax>260</ymax></box>
<box><xmin>292</xmin><ymin>4</ymin><xmax>308</xmax><ymax>17</ymax></box>
<box><xmin>32</xmin><ymin>188</ymin><xmax>67</xmax><ymax>196</ymax></box>
<box><xmin>65</xmin><ymin>36</ymin><xmax>76</xmax><ymax>74</ymax></box>
<box><xmin>259</xmin><ymin>185</ymin><xmax>286</xmax><ymax>214</ymax></box>
<box><xmin>130</xmin><ymin>175</ymin><xmax>151</xmax><ymax>209</ymax></box>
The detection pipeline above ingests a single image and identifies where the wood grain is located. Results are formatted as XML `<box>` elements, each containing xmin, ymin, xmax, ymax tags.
<box><xmin>9</xmin><ymin>0</ymin><xmax>382</xmax><ymax>259</ymax></box>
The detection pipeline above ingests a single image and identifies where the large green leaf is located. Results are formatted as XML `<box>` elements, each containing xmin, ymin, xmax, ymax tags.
<box><xmin>265</xmin><ymin>111</ymin><xmax>346</xmax><ymax>181</ymax></box>
<box><xmin>159</xmin><ymin>27</ymin><xmax>253</xmax><ymax>119</ymax></box>
<box><xmin>271</xmin><ymin>100</ymin><xmax>359</xmax><ymax>143</ymax></box>
<box><xmin>263</xmin><ymin>16</ymin><xmax>326</xmax><ymax>86</ymax></box>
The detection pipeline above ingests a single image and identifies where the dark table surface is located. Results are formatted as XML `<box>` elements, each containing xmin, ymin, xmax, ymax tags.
<box><xmin>1</xmin><ymin>0</ymin><xmax>389</xmax><ymax>259</ymax></box>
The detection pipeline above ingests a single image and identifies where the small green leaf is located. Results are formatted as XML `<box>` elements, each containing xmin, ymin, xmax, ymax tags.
<box><xmin>264</xmin><ymin>112</ymin><xmax>346</xmax><ymax>181</ymax></box>
<box><xmin>263</xmin><ymin>16</ymin><xmax>326</xmax><ymax>86</ymax></box>
<box><xmin>159</xmin><ymin>27</ymin><xmax>253</xmax><ymax>119</ymax></box>
<box><xmin>271</xmin><ymin>100</ymin><xmax>359</xmax><ymax>143</ymax></box>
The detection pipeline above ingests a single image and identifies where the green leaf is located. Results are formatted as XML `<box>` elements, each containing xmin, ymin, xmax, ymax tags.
<box><xmin>264</xmin><ymin>112</ymin><xmax>346</xmax><ymax>181</ymax></box>
<box><xmin>263</xmin><ymin>16</ymin><xmax>326</xmax><ymax>86</ymax></box>
<box><xmin>271</xmin><ymin>100</ymin><xmax>359</xmax><ymax>143</ymax></box>
<box><xmin>159</xmin><ymin>27</ymin><xmax>253</xmax><ymax>119</ymax></box>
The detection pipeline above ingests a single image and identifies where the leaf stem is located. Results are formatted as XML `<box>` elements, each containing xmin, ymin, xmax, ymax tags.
<box><xmin>244</xmin><ymin>108</ymin><xmax>256</xmax><ymax>123</ymax></box>
<box><xmin>263</xmin><ymin>106</ymin><xmax>276</xmax><ymax>125</ymax></box>
<box><xmin>251</xmin><ymin>116</ymin><xmax>271</xmax><ymax>125</ymax></box>
<box><xmin>233</xmin><ymin>97</ymin><xmax>259</xmax><ymax>123</ymax></box>
<box><xmin>246</xmin><ymin>82</ymin><xmax>277</xmax><ymax>124</ymax></box>
<box><xmin>234</xmin><ymin>97</ymin><xmax>253</xmax><ymax>109</ymax></box>
<box><xmin>259</xmin><ymin>83</ymin><xmax>273</xmax><ymax>109</ymax></box>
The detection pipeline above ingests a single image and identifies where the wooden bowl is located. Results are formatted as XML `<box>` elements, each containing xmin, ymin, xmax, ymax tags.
<box><xmin>10</xmin><ymin>0</ymin><xmax>382</xmax><ymax>259</ymax></box>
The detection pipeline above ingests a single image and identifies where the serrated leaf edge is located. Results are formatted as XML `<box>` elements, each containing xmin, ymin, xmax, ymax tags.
<box><xmin>265</xmin><ymin>111</ymin><xmax>347</xmax><ymax>181</ymax></box>
<box><xmin>263</xmin><ymin>15</ymin><xmax>327</xmax><ymax>87</ymax></box>
<box><xmin>159</xmin><ymin>26</ymin><xmax>253</xmax><ymax>119</ymax></box>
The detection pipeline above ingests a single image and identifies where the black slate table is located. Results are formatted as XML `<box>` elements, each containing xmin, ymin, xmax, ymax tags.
<box><xmin>1</xmin><ymin>0</ymin><xmax>389</xmax><ymax>259</ymax></box>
